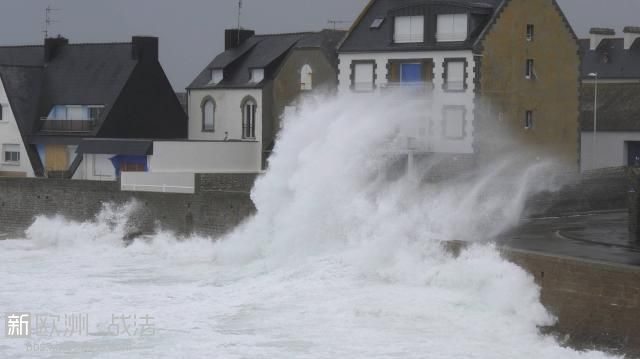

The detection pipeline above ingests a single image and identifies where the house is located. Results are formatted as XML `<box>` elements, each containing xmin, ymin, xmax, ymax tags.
<box><xmin>579</xmin><ymin>27</ymin><xmax>640</xmax><ymax>171</ymax></box>
<box><xmin>0</xmin><ymin>36</ymin><xmax>187</xmax><ymax>179</ymax></box>
<box><xmin>338</xmin><ymin>0</ymin><xmax>580</xmax><ymax>168</ymax></box>
<box><xmin>186</xmin><ymin>29</ymin><xmax>345</xmax><ymax>171</ymax></box>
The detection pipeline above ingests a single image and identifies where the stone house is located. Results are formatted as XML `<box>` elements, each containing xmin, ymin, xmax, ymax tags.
<box><xmin>338</xmin><ymin>0</ymin><xmax>581</xmax><ymax>168</ymax></box>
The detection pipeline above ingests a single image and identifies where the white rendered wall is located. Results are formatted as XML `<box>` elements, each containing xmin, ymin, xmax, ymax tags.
<box><xmin>0</xmin><ymin>78</ymin><xmax>34</xmax><ymax>177</ymax></box>
<box><xmin>580</xmin><ymin>131</ymin><xmax>640</xmax><ymax>171</ymax></box>
<box><xmin>338</xmin><ymin>51</ymin><xmax>476</xmax><ymax>154</ymax></box>
<box><xmin>149</xmin><ymin>141</ymin><xmax>262</xmax><ymax>173</ymax></box>
<box><xmin>188</xmin><ymin>89</ymin><xmax>263</xmax><ymax>143</ymax></box>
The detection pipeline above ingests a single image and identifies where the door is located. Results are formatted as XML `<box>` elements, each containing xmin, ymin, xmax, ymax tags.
<box><xmin>400</xmin><ymin>63</ymin><xmax>422</xmax><ymax>84</ymax></box>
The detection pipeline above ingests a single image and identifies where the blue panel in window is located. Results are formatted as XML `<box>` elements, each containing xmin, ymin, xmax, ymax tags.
<box><xmin>401</xmin><ymin>63</ymin><xmax>422</xmax><ymax>83</ymax></box>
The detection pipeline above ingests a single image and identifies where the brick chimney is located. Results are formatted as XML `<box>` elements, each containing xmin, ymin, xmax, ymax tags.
<box><xmin>589</xmin><ymin>28</ymin><xmax>616</xmax><ymax>50</ymax></box>
<box><xmin>225</xmin><ymin>29</ymin><xmax>255</xmax><ymax>50</ymax></box>
<box><xmin>44</xmin><ymin>36</ymin><xmax>69</xmax><ymax>62</ymax></box>
<box><xmin>131</xmin><ymin>36</ymin><xmax>158</xmax><ymax>62</ymax></box>
<box><xmin>623</xmin><ymin>26</ymin><xmax>640</xmax><ymax>50</ymax></box>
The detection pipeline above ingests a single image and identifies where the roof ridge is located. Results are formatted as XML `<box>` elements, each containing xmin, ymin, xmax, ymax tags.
<box><xmin>0</xmin><ymin>64</ymin><xmax>43</xmax><ymax>69</ymax></box>
<box><xmin>253</xmin><ymin>31</ymin><xmax>315</xmax><ymax>38</ymax></box>
<box><xmin>0</xmin><ymin>44</ymin><xmax>42</xmax><ymax>49</ymax></box>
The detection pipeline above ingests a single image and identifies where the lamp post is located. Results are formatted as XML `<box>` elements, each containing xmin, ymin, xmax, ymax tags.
<box><xmin>588</xmin><ymin>72</ymin><xmax>598</xmax><ymax>170</ymax></box>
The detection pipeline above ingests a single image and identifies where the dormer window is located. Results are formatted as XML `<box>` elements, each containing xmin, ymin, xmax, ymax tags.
<box><xmin>394</xmin><ymin>16</ymin><xmax>424</xmax><ymax>43</ymax></box>
<box><xmin>436</xmin><ymin>14</ymin><xmax>468</xmax><ymax>42</ymax></box>
<box><xmin>211</xmin><ymin>69</ymin><xmax>224</xmax><ymax>84</ymax></box>
<box><xmin>249</xmin><ymin>68</ymin><xmax>264</xmax><ymax>84</ymax></box>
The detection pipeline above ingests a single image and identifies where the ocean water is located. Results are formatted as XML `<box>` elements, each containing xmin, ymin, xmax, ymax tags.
<box><xmin>0</xmin><ymin>94</ymin><xmax>619</xmax><ymax>358</ymax></box>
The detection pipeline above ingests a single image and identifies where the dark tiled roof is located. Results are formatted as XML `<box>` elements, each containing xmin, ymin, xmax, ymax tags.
<box><xmin>580</xmin><ymin>83</ymin><xmax>640</xmax><ymax>131</ymax></box>
<box><xmin>189</xmin><ymin>31</ymin><xmax>344</xmax><ymax>90</ymax></box>
<box><xmin>589</xmin><ymin>28</ymin><xmax>615</xmax><ymax>35</ymax></box>
<box><xmin>0</xmin><ymin>41</ymin><xmax>138</xmax><ymax>137</ymax></box>
<box><xmin>339</xmin><ymin>0</ymin><xmax>502</xmax><ymax>53</ymax></box>
<box><xmin>76</xmin><ymin>138</ymin><xmax>153</xmax><ymax>155</ymax></box>
<box><xmin>580</xmin><ymin>38</ymin><xmax>640</xmax><ymax>79</ymax></box>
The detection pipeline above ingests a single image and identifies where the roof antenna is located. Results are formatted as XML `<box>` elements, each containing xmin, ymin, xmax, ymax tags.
<box><xmin>327</xmin><ymin>19</ymin><xmax>350</xmax><ymax>31</ymax></box>
<box><xmin>237</xmin><ymin>0</ymin><xmax>242</xmax><ymax>44</ymax></box>
<box><xmin>42</xmin><ymin>5</ymin><xmax>61</xmax><ymax>39</ymax></box>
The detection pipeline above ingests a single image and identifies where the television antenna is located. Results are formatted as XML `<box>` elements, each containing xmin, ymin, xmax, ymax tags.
<box><xmin>237</xmin><ymin>0</ymin><xmax>242</xmax><ymax>43</ymax></box>
<box><xmin>327</xmin><ymin>19</ymin><xmax>351</xmax><ymax>30</ymax></box>
<box><xmin>43</xmin><ymin>5</ymin><xmax>61</xmax><ymax>39</ymax></box>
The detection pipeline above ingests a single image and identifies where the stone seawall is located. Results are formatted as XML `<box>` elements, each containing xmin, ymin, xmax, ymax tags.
<box><xmin>504</xmin><ymin>248</ymin><xmax>640</xmax><ymax>356</ymax></box>
<box><xmin>0</xmin><ymin>174</ymin><xmax>257</xmax><ymax>238</ymax></box>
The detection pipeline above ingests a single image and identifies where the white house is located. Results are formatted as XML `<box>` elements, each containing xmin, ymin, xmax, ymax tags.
<box><xmin>0</xmin><ymin>71</ymin><xmax>35</xmax><ymax>177</ymax></box>
<box><xmin>580</xmin><ymin>27</ymin><xmax>640</xmax><ymax>171</ymax></box>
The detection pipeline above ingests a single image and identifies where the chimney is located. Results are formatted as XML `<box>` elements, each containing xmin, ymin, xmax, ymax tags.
<box><xmin>589</xmin><ymin>28</ymin><xmax>616</xmax><ymax>50</ymax></box>
<box><xmin>225</xmin><ymin>29</ymin><xmax>255</xmax><ymax>50</ymax></box>
<box><xmin>131</xmin><ymin>36</ymin><xmax>158</xmax><ymax>62</ymax></box>
<box><xmin>44</xmin><ymin>36</ymin><xmax>68</xmax><ymax>62</ymax></box>
<box><xmin>624</xmin><ymin>26</ymin><xmax>640</xmax><ymax>50</ymax></box>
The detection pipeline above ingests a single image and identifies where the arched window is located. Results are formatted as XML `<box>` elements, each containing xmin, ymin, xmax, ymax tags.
<box><xmin>301</xmin><ymin>64</ymin><xmax>313</xmax><ymax>91</ymax></box>
<box><xmin>241</xmin><ymin>96</ymin><xmax>257</xmax><ymax>139</ymax></box>
<box><xmin>201</xmin><ymin>97</ymin><xmax>215</xmax><ymax>132</ymax></box>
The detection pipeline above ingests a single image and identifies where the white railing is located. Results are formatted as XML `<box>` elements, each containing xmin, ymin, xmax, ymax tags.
<box><xmin>121</xmin><ymin>172</ymin><xmax>195</xmax><ymax>194</ymax></box>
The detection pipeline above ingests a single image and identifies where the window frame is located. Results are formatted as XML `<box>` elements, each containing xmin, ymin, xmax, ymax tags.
<box><xmin>2</xmin><ymin>144</ymin><xmax>20</xmax><ymax>164</ymax></box>
<box><xmin>393</xmin><ymin>15</ymin><xmax>425</xmax><ymax>44</ymax></box>
<box><xmin>300</xmin><ymin>64</ymin><xmax>313</xmax><ymax>91</ymax></box>
<box><xmin>525</xmin><ymin>110</ymin><xmax>534</xmax><ymax>129</ymax></box>
<box><xmin>241</xmin><ymin>96</ymin><xmax>258</xmax><ymax>139</ymax></box>
<box><xmin>350</xmin><ymin>60</ymin><xmax>377</xmax><ymax>92</ymax></box>
<box><xmin>201</xmin><ymin>96</ymin><xmax>216</xmax><ymax>132</ymax></box>
<box><xmin>441</xmin><ymin>106</ymin><xmax>467</xmax><ymax>140</ymax></box>
<box><xmin>442</xmin><ymin>58</ymin><xmax>468</xmax><ymax>92</ymax></box>
<box><xmin>526</xmin><ymin>24</ymin><xmax>535</xmax><ymax>42</ymax></box>
<box><xmin>525</xmin><ymin>59</ymin><xmax>535</xmax><ymax>79</ymax></box>
<box><xmin>436</xmin><ymin>13</ymin><xmax>469</xmax><ymax>42</ymax></box>
<box><xmin>0</xmin><ymin>104</ymin><xmax>4</xmax><ymax>122</ymax></box>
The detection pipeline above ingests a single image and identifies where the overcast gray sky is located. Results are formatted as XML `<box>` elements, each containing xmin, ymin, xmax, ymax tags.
<box><xmin>1</xmin><ymin>0</ymin><xmax>638</xmax><ymax>91</ymax></box>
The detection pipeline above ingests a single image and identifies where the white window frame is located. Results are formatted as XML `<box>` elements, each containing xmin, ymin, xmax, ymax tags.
<box><xmin>436</xmin><ymin>14</ymin><xmax>468</xmax><ymax>42</ymax></box>
<box><xmin>249</xmin><ymin>68</ymin><xmax>264</xmax><ymax>84</ymax></box>
<box><xmin>300</xmin><ymin>64</ymin><xmax>313</xmax><ymax>91</ymax></box>
<box><xmin>211</xmin><ymin>69</ymin><xmax>224</xmax><ymax>84</ymax></box>
<box><xmin>0</xmin><ymin>104</ymin><xmax>4</xmax><ymax>122</ymax></box>
<box><xmin>242</xmin><ymin>97</ymin><xmax>257</xmax><ymax>139</ymax></box>
<box><xmin>353</xmin><ymin>62</ymin><xmax>375</xmax><ymax>92</ymax></box>
<box><xmin>2</xmin><ymin>144</ymin><xmax>20</xmax><ymax>164</ymax></box>
<box><xmin>394</xmin><ymin>16</ymin><xmax>424</xmax><ymax>43</ymax></box>
<box><xmin>442</xmin><ymin>107</ymin><xmax>466</xmax><ymax>140</ymax></box>
<box><xmin>445</xmin><ymin>61</ymin><xmax>465</xmax><ymax>91</ymax></box>
<box><xmin>202</xmin><ymin>97</ymin><xmax>216</xmax><ymax>132</ymax></box>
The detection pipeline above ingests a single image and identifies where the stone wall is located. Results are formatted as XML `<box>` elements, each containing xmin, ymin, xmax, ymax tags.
<box><xmin>504</xmin><ymin>248</ymin><xmax>640</xmax><ymax>356</ymax></box>
<box><xmin>0</xmin><ymin>174</ymin><xmax>257</xmax><ymax>238</ymax></box>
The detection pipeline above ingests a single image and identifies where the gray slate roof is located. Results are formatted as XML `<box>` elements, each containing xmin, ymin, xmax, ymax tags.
<box><xmin>189</xmin><ymin>31</ymin><xmax>345</xmax><ymax>90</ymax></box>
<box><xmin>339</xmin><ymin>0</ymin><xmax>502</xmax><ymax>53</ymax></box>
<box><xmin>580</xmin><ymin>83</ymin><xmax>640</xmax><ymax>131</ymax></box>
<box><xmin>0</xmin><ymin>42</ymin><xmax>138</xmax><ymax>138</ymax></box>
<box><xmin>580</xmin><ymin>38</ymin><xmax>640</xmax><ymax>79</ymax></box>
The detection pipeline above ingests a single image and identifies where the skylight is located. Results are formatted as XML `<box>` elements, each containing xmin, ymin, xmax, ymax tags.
<box><xmin>370</xmin><ymin>18</ymin><xmax>385</xmax><ymax>29</ymax></box>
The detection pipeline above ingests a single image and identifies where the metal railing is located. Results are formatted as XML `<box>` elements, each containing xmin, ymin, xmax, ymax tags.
<box><xmin>40</xmin><ymin>118</ymin><xmax>96</xmax><ymax>133</ymax></box>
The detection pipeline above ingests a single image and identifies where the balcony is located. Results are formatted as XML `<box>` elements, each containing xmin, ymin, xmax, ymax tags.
<box><xmin>40</xmin><ymin>118</ymin><xmax>96</xmax><ymax>133</ymax></box>
<box><xmin>381</xmin><ymin>81</ymin><xmax>434</xmax><ymax>95</ymax></box>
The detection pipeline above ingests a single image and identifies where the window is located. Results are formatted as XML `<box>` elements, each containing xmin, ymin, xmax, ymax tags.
<box><xmin>301</xmin><ymin>64</ymin><xmax>313</xmax><ymax>91</ymax></box>
<box><xmin>202</xmin><ymin>97</ymin><xmax>215</xmax><ymax>132</ymax></box>
<box><xmin>66</xmin><ymin>106</ymin><xmax>84</xmax><ymax>121</ymax></box>
<box><xmin>445</xmin><ymin>61</ymin><xmax>465</xmax><ymax>91</ymax></box>
<box><xmin>437</xmin><ymin>14</ymin><xmax>468</xmax><ymax>42</ymax></box>
<box><xmin>88</xmin><ymin>106</ymin><xmax>104</xmax><ymax>122</ymax></box>
<box><xmin>525</xmin><ymin>111</ymin><xmax>533</xmax><ymax>129</ymax></box>
<box><xmin>526</xmin><ymin>59</ymin><xmax>535</xmax><ymax>79</ymax></box>
<box><xmin>353</xmin><ymin>62</ymin><xmax>375</xmax><ymax>91</ymax></box>
<box><xmin>371</xmin><ymin>18</ymin><xmax>385</xmax><ymax>29</ymax></box>
<box><xmin>443</xmin><ymin>107</ymin><xmax>466</xmax><ymax>139</ymax></box>
<box><xmin>527</xmin><ymin>24</ymin><xmax>535</xmax><ymax>41</ymax></box>
<box><xmin>249</xmin><ymin>68</ymin><xmax>264</xmax><ymax>84</ymax></box>
<box><xmin>2</xmin><ymin>144</ymin><xmax>20</xmax><ymax>163</ymax></box>
<box><xmin>0</xmin><ymin>105</ymin><xmax>4</xmax><ymax>121</ymax></box>
<box><xmin>394</xmin><ymin>16</ymin><xmax>424</xmax><ymax>43</ymax></box>
<box><xmin>242</xmin><ymin>97</ymin><xmax>257</xmax><ymax>139</ymax></box>
<box><xmin>211</xmin><ymin>69</ymin><xmax>224</xmax><ymax>84</ymax></box>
